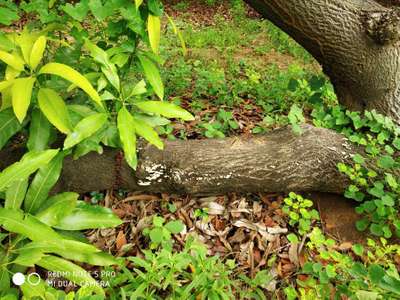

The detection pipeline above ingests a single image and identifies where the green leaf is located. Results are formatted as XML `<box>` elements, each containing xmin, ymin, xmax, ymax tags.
<box><xmin>55</xmin><ymin>201</ymin><xmax>122</xmax><ymax>230</ymax></box>
<box><xmin>63</xmin><ymin>0</ymin><xmax>90</xmax><ymax>22</ymax></box>
<box><xmin>352</xmin><ymin>154</ymin><xmax>365</xmax><ymax>164</ymax></box>
<box><xmin>37</xmin><ymin>255</ymin><xmax>103</xmax><ymax>294</ymax></box>
<box><xmin>27</xmin><ymin>108</ymin><xmax>52</xmax><ymax>151</ymax></box>
<box><xmin>36</xmin><ymin>192</ymin><xmax>78</xmax><ymax>226</ymax></box>
<box><xmin>377</xmin><ymin>155</ymin><xmax>395</xmax><ymax>169</ymax></box>
<box><xmin>352</xmin><ymin>244</ymin><xmax>364</xmax><ymax>256</ymax></box>
<box><xmin>0</xmin><ymin>107</ymin><xmax>22</xmax><ymax>150</ymax></box>
<box><xmin>117</xmin><ymin>107</ymin><xmax>137</xmax><ymax>169</ymax></box>
<box><xmin>149</xmin><ymin>227</ymin><xmax>163</xmax><ymax>243</ymax></box>
<box><xmin>138</xmin><ymin>55</ymin><xmax>164</xmax><ymax>100</ymax></box>
<box><xmin>165</xmin><ymin>220</ymin><xmax>184</xmax><ymax>234</ymax></box>
<box><xmin>0</xmin><ymin>50</ymin><xmax>25</xmax><ymax>71</ymax></box>
<box><xmin>24</xmin><ymin>152</ymin><xmax>65</xmax><ymax>214</ymax></box>
<box><xmin>0</xmin><ymin>149</ymin><xmax>59</xmax><ymax>191</ymax></box>
<box><xmin>64</xmin><ymin>113</ymin><xmax>107</xmax><ymax>149</ymax></box>
<box><xmin>5</xmin><ymin>179</ymin><xmax>28</xmax><ymax>210</ymax></box>
<box><xmin>39</xmin><ymin>63</ymin><xmax>103</xmax><ymax>108</ymax></box>
<box><xmin>136</xmin><ymin>101</ymin><xmax>194</xmax><ymax>121</ymax></box>
<box><xmin>132</xmin><ymin>117</ymin><xmax>163</xmax><ymax>149</ymax></box>
<box><xmin>393</xmin><ymin>138</ymin><xmax>400</xmax><ymax>150</ymax></box>
<box><xmin>0</xmin><ymin>7</ymin><xmax>19</xmax><ymax>26</ymax></box>
<box><xmin>355</xmin><ymin>218</ymin><xmax>369</xmax><ymax>231</ymax></box>
<box><xmin>12</xmin><ymin>77</ymin><xmax>36</xmax><ymax>123</ymax></box>
<box><xmin>38</xmin><ymin>88</ymin><xmax>73</xmax><ymax>134</ymax></box>
<box><xmin>368</xmin><ymin>264</ymin><xmax>385</xmax><ymax>284</ymax></box>
<box><xmin>29</xmin><ymin>36</ymin><xmax>47</xmax><ymax>70</ymax></box>
<box><xmin>147</xmin><ymin>14</ymin><xmax>161</xmax><ymax>54</ymax></box>
<box><xmin>370</xmin><ymin>224</ymin><xmax>384</xmax><ymax>236</ymax></box>
<box><xmin>0</xmin><ymin>267</ymin><xmax>10</xmax><ymax>292</ymax></box>
<box><xmin>287</xmin><ymin>233</ymin><xmax>299</xmax><ymax>244</ymax></box>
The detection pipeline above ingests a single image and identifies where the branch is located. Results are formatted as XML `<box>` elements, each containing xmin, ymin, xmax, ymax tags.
<box><xmin>0</xmin><ymin>125</ymin><xmax>359</xmax><ymax>195</ymax></box>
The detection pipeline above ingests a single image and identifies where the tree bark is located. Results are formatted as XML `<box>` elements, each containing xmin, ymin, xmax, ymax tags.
<box><xmin>245</xmin><ymin>0</ymin><xmax>400</xmax><ymax>123</ymax></box>
<box><xmin>0</xmin><ymin>125</ymin><xmax>359</xmax><ymax>195</ymax></box>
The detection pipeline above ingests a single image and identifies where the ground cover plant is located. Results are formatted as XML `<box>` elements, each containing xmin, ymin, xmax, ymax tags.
<box><xmin>0</xmin><ymin>0</ymin><xmax>399</xmax><ymax>299</ymax></box>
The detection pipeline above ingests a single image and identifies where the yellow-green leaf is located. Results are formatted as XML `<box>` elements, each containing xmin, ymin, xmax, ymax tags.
<box><xmin>117</xmin><ymin>107</ymin><xmax>137</xmax><ymax>169</ymax></box>
<box><xmin>132</xmin><ymin>117</ymin><xmax>163</xmax><ymax>150</ymax></box>
<box><xmin>138</xmin><ymin>55</ymin><xmax>164</xmax><ymax>100</ymax></box>
<box><xmin>166</xmin><ymin>13</ymin><xmax>187</xmax><ymax>56</ymax></box>
<box><xmin>148</xmin><ymin>14</ymin><xmax>161</xmax><ymax>54</ymax></box>
<box><xmin>0</xmin><ymin>50</ymin><xmax>25</xmax><ymax>71</ymax></box>
<box><xmin>0</xmin><ymin>80</ymin><xmax>13</xmax><ymax>92</ymax></box>
<box><xmin>136</xmin><ymin>101</ymin><xmax>195</xmax><ymax>121</ymax></box>
<box><xmin>29</xmin><ymin>36</ymin><xmax>47</xmax><ymax>70</ymax></box>
<box><xmin>15</xmin><ymin>30</ymin><xmax>38</xmax><ymax>65</ymax></box>
<box><xmin>135</xmin><ymin>0</ymin><xmax>143</xmax><ymax>8</ymax></box>
<box><xmin>38</xmin><ymin>88</ymin><xmax>72</xmax><ymax>134</ymax></box>
<box><xmin>64</xmin><ymin>113</ymin><xmax>107</xmax><ymax>149</ymax></box>
<box><xmin>39</xmin><ymin>63</ymin><xmax>103</xmax><ymax>108</ymax></box>
<box><xmin>12</xmin><ymin>77</ymin><xmax>36</xmax><ymax>123</ymax></box>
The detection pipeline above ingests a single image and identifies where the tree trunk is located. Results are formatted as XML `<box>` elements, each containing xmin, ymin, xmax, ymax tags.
<box><xmin>245</xmin><ymin>0</ymin><xmax>400</xmax><ymax>123</ymax></box>
<box><xmin>0</xmin><ymin>125</ymin><xmax>358</xmax><ymax>195</ymax></box>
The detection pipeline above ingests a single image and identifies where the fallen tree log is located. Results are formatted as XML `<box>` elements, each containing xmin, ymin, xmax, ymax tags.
<box><xmin>0</xmin><ymin>125</ymin><xmax>358</xmax><ymax>195</ymax></box>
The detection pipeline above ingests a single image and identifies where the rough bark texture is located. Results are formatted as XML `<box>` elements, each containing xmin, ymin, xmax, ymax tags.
<box><xmin>245</xmin><ymin>0</ymin><xmax>400</xmax><ymax>123</ymax></box>
<box><xmin>0</xmin><ymin>125</ymin><xmax>358</xmax><ymax>195</ymax></box>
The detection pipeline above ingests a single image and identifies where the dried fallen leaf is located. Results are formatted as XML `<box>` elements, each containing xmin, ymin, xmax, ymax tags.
<box><xmin>116</xmin><ymin>230</ymin><xmax>127</xmax><ymax>250</ymax></box>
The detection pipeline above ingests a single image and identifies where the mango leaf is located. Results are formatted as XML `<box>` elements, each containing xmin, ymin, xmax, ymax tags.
<box><xmin>147</xmin><ymin>14</ymin><xmax>160</xmax><ymax>54</ymax></box>
<box><xmin>117</xmin><ymin>107</ymin><xmax>137</xmax><ymax>169</ymax></box>
<box><xmin>37</xmin><ymin>255</ymin><xmax>103</xmax><ymax>294</ymax></box>
<box><xmin>24</xmin><ymin>152</ymin><xmax>65</xmax><ymax>214</ymax></box>
<box><xmin>0</xmin><ymin>50</ymin><xmax>25</xmax><ymax>71</ymax></box>
<box><xmin>29</xmin><ymin>36</ymin><xmax>47</xmax><ymax>70</ymax></box>
<box><xmin>20</xmin><ymin>278</ymin><xmax>47</xmax><ymax>299</ymax></box>
<box><xmin>5</xmin><ymin>179</ymin><xmax>28</xmax><ymax>209</ymax></box>
<box><xmin>12</xmin><ymin>77</ymin><xmax>36</xmax><ymax>123</ymax></box>
<box><xmin>38</xmin><ymin>88</ymin><xmax>72</xmax><ymax>134</ymax></box>
<box><xmin>0</xmin><ymin>107</ymin><xmax>22</xmax><ymax>150</ymax></box>
<box><xmin>0</xmin><ymin>80</ymin><xmax>13</xmax><ymax>92</ymax></box>
<box><xmin>166</xmin><ymin>13</ymin><xmax>187</xmax><ymax>56</ymax></box>
<box><xmin>39</xmin><ymin>63</ymin><xmax>103</xmax><ymax>108</ymax></box>
<box><xmin>138</xmin><ymin>55</ymin><xmax>164</xmax><ymax>100</ymax></box>
<box><xmin>27</xmin><ymin>108</ymin><xmax>52</xmax><ymax>151</ymax></box>
<box><xmin>55</xmin><ymin>201</ymin><xmax>122</xmax><ymax>230</ymax></box>
<box><xmin>0</xmin><ymin>209</ymin><xmax>61</xmax><ymax>241</ymax></box>
<box><xmin>132</xmin><ymin>117</ymin><xmax>163</xmax><ymax>149</ymax></box>
<box><xmin>135</xmin><ymin>101</ymin><xmax>194</xmax><ymax>121</ymax></box>
<box><xmin>0</xmin><ymin>149</ymin><xmax>59</xmax><ymax>191</ymax></box>
<box><xmin>64</xmin><ymin>113</ymin><xmax>107</xmax><ymax>149</ymax></box>
<box><xmin>13</xmin><ymin>248</ymin><xmax>45</xmax><ymax>267</ymax></box>
<box><xmin>128</xmin><ymin>80</ymin><xmax>147</xmax><ymax>97</ymax></box>
<box><xmin>20</xmin><ymin>240</ymin><xmax>115</xmax><ymax>266</ymax></box>
<box><xmin>36</xmin><ymin>192</ymin><xmax>78</xmax><ymax>226</ymax></box>
<box><xmin>15</xmin><ymin>29</ymin><xmax>38</xmax><ymax>65</ymax></box>
<box><xmin>0</xmin><ymin>32</ymin><xmax>14</xmax><ymax>51</ymax></box>
<box><xmin>84</xmin><ymin>40</ymin><xmax>120</xmax><ymax>91</ymax></box>
<box><xmin>135</xmin><ymin>0</ymin><xmax>143</xmax><ymax>8</ymax></box>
